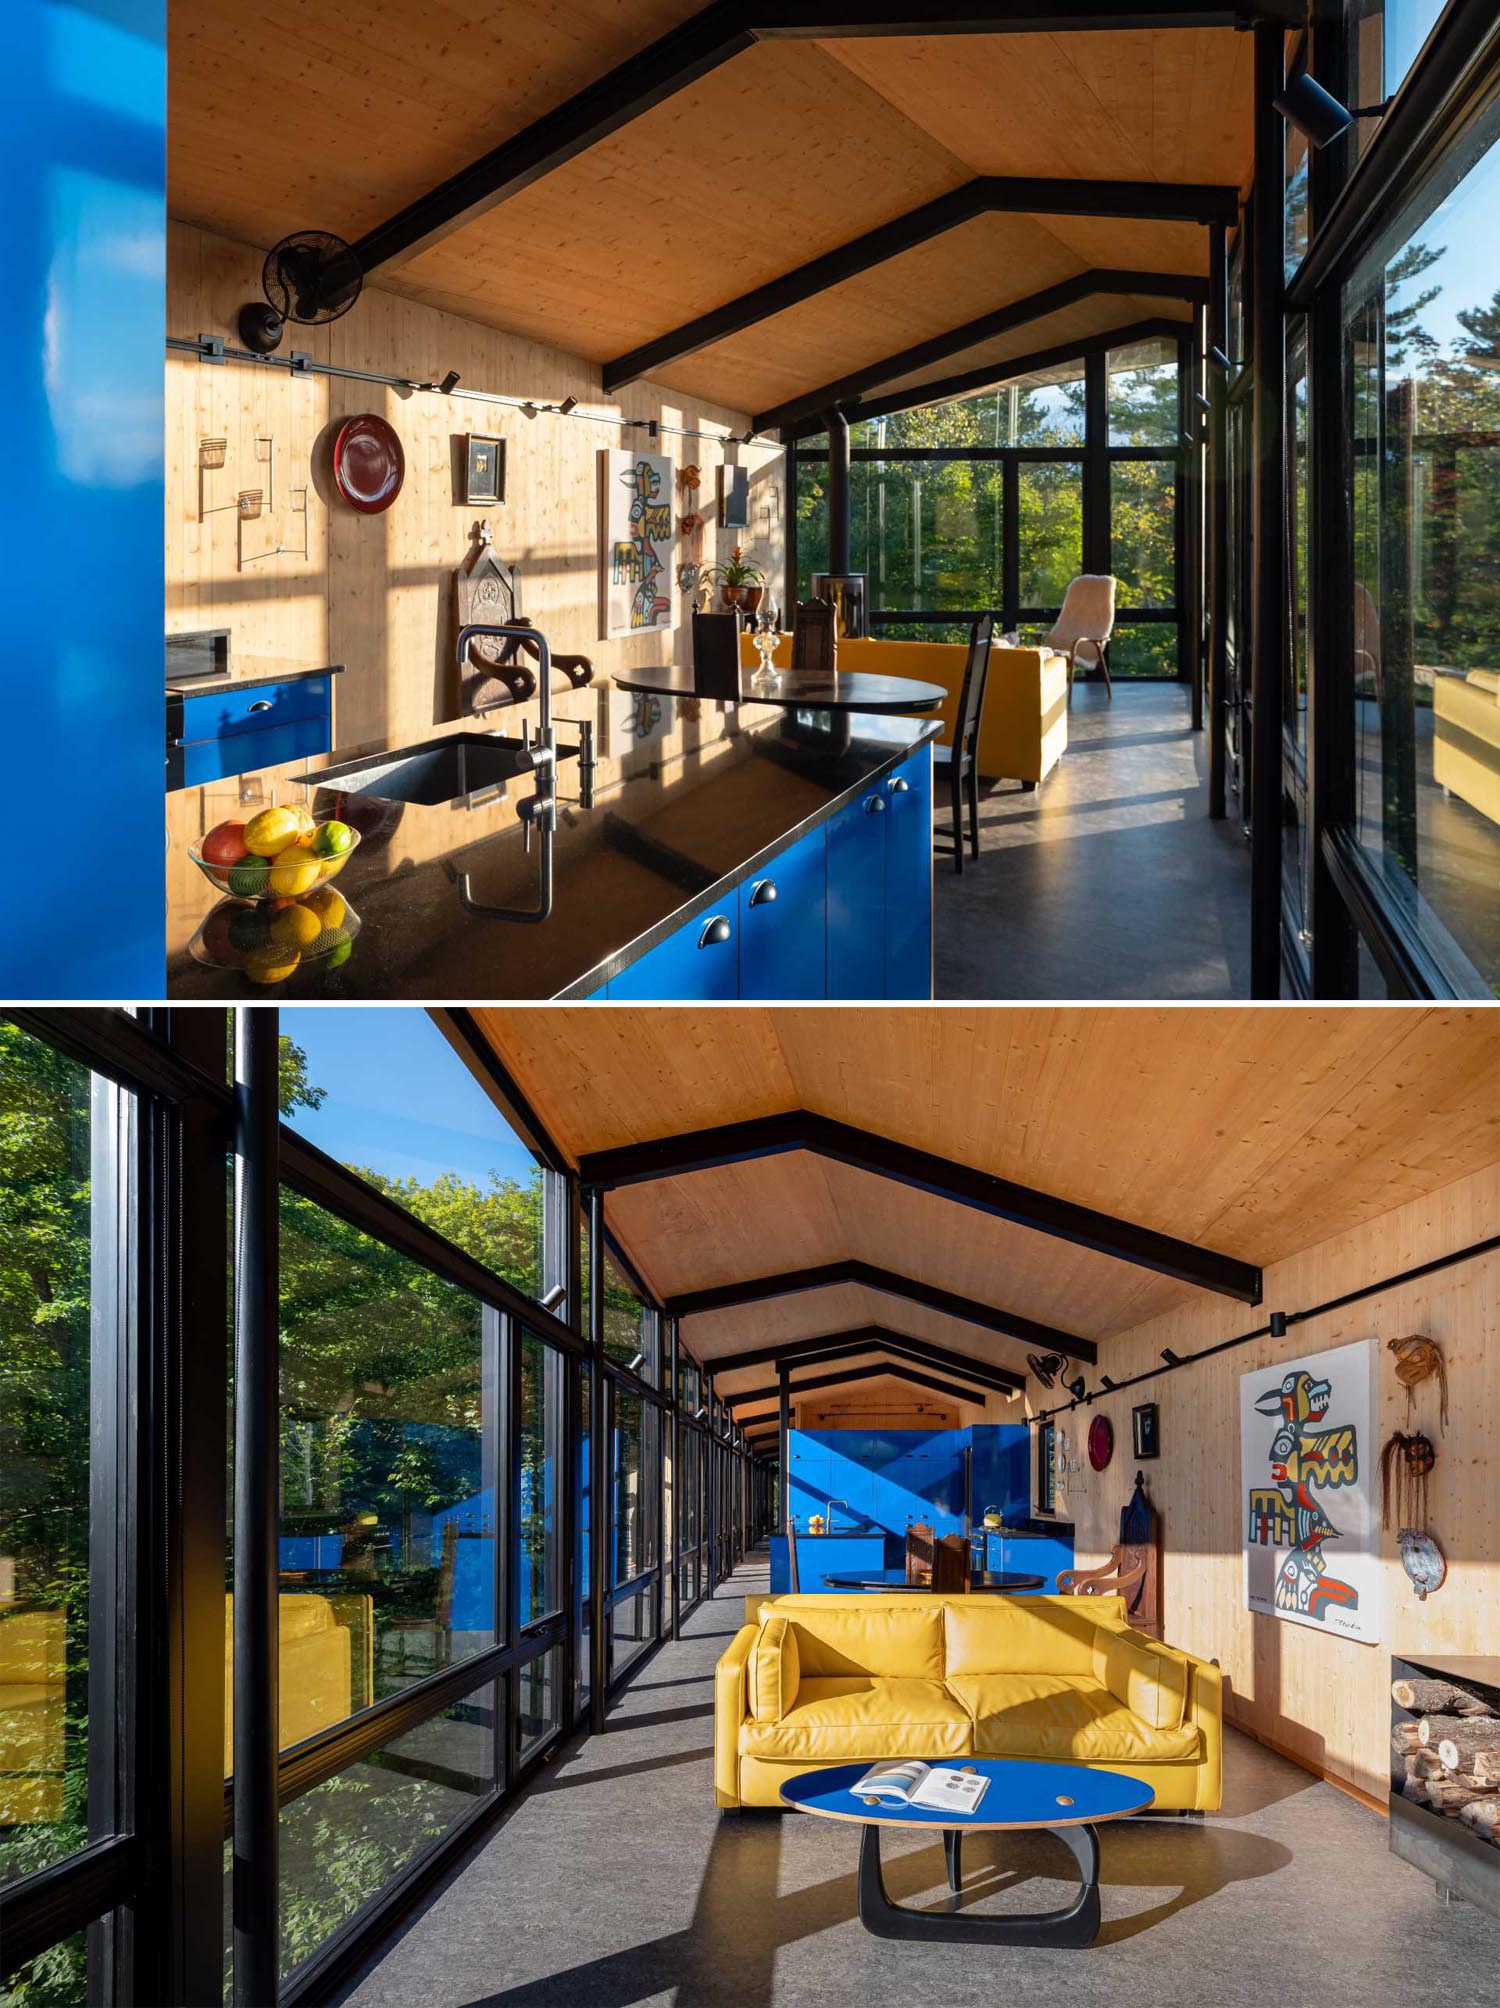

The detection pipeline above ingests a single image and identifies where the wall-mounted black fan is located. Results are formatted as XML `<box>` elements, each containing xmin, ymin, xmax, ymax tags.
<box><xmin>238</xmin><ymin>230</ymin><xmax>363</xmax><ymax>354</ymax></box>
<box><xmin>1027</xmin><ymin>1352</ymin><xmax>1065</xmax><ymax>1389</ymax></box>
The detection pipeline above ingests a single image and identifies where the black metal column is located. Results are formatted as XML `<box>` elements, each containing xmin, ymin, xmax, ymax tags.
<box><xmin>826</xmin><ymin>407</ymin><xmax>852</xmax><ymax>575</ymax></box>
<box><xmin>1179</xmin><ymin>328</ymin><xmax>1198</xmax><ymax>717</ymax></box>
<box><xmin>669</xmin><ymin>1320</ymin><xmax>680</xmax><ymax>1639</ymax></box>
<box><xmin>1207</xmin><ymin>219</ymin><xmax>1230</xmax><ymax>818</ymax></box>
<box><xmin>1307</xmin><ymin>0</ymin><xmax>1359</xmax><ymax>995</ymax></box>
<box><xmin>1083</xmin><ymin>352</ymin><xmax>1110</xmax><ymax>581</ymax></box>
<box><xmin>232</xmin><ymin>1009</ymin><xmax>280</xmax><ymax>2007</ymax></box>
<box><xmin>1250</xmin><ymin>22</ymin><xmax>1287</xmax><ymax>998</ymax></box>
<box><xmin>586</xmin><ymin>1190</ymin><xmax>607</xmax><ymax>1736</ymax></box>
<box><xmin>778</xmin><ymin>1364</ymin><xmax>791</xmax><ymax>1531</ymax></box>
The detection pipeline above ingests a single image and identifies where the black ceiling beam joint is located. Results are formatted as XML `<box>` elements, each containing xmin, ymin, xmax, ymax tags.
<box><xmin>577</xmin><ymin>1111</ymin><xmax>1262</xmax><ymax>1303</ymax></box>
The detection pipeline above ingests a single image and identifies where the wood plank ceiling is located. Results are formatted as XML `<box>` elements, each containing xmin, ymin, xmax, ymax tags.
<box><xmin>479</xmin><ymin>1007</ymin><xmax>1500</xmax><ymax>1396</ymax></box>
<box><xmin>167</xmin><ymin>7</ymin><xmax>1253</xmax><ymax>425</ymax></box>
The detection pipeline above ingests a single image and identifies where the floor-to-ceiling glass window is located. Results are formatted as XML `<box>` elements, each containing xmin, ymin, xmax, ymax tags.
<box><xmin>609</xmin><ymin>1385</ymin><xmax>659</xmax><ymax>1680</ymax></box>
<box><xmin>1107</xmin><ymin>338</ymin><xmax>1184</xmax><ymax>678</ymax></box>
<box><xmin>1341</xmin><ymin>108</ymin><xmax>1500</xmax><ymax>993</ymax></box>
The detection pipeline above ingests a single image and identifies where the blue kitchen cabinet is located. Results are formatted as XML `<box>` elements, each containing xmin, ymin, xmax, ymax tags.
<box><xmin>882</xmin><ymin>746</ymin><xmax>934</xmax><ymax>1000</ymax></box>
<box><xmin>607</xmin><ymin>902</ymin><xmax>739</xmax><ymax>999</ymax></box>
<box><xmin>169</xmin><ymin>675</ymin><xmax>334</xmax><ymax>788</ymax></box>
<box><xmin>737</xmin><ymin>823</ymin><xmax>827</xmax><ymax>999</ymax></box>
<box><xmin>826</xmin><ymin>781</ymin><xmax>888</xmax><ymax>999</ymax></box>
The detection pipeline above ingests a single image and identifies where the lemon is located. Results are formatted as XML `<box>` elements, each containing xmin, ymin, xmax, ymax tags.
<box><xmin>243</xmin><ymin>947</ymin><xmax>300</xmax><ymax>986</ymax></box>
<box><xmin>244</xmin><ymin>806</ymin><xmax>304</xmax><ymax>857</ymax></box>
<box><xmin>306</xmin><ymin>887</ymin><xmax>347</xmax><ymax>932</ymax></box>
<box><xmin>268</xmin><ymin>849</ymin><xmax>321</xmax><ymax>897</ymax></box>
<box><xmin>290</xmin><ymin>803</ymin><xmax>316</xmax><ymax>837</ymax></box>
<box><xmin>270</xmin><ymin>904</ymin><xmax>322</xmax><ymax>952</ymax></box>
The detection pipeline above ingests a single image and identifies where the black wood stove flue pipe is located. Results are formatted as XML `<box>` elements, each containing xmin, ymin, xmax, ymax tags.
<box><xmin>825</xmin><ymin>407</ymin><xmax>852</xmax><ymax>577</ymax></box>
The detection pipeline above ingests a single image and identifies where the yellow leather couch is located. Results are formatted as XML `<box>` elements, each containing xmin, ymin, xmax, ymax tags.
<box><xmin>1433</xmin><ymin>669</ymin><xmax>1500</xmax><ymax>826</ymax></box>
<box><xmin>716</xmin><ymin>1593</ymin><xmax>1221</xmax><ymax>1813</ymax></box>
<box><xmin>740</xmin><ymin>632</ymin><xmax>1068</xmax><ymax>786</ymax></box>
<box><xmin>0</xmin><ymin>1609</ymin><xmax>65</xmax><ymax>1824</ymax></box>
<box><xmin>223</xmin><ymin>1590</ymin><xmax>372</xmax><ymax>1771</ymax></box>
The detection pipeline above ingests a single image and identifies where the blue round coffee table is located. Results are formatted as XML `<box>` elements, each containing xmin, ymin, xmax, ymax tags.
<box><xmin>780</xmin><ymin>1758</ymin><xmax>1153</xmax><ymax>1945</ymax></box>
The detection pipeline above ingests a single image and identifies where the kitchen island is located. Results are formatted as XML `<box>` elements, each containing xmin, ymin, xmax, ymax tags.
<box><xmin>166</xmin><ymin>704</ymin><xmax>938</xmax><ymax>1000</ymax></box>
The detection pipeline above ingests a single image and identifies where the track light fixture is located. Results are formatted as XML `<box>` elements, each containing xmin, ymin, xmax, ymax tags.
<box><xmin>557</xmin><ymin>395</ymin><xmax>579</xmax><ymax>415</ymax></box>
<box><xmin>1066</xmin><ymin>1374</ymin><xmax>1087</xmax><ymax>1402</ymax></box>
<box><xmin>628</xmin><ymin>1351</ymin><xmax>646</xmax><ymax>1374</ymax></box>
<box><xmin>1101</xmin><ymin>1375</ymin><xmax>1117</xmax><ymax>1391</ymax></box>
<box><xmin>1161</xmin><ymin>1348</ymin><xmax>1182</xmax><ymax>1366</ymax></box>
<box><xmin>1274</xmin><ymin>72</ymin><xmax>1392</xmax><ymax>149</ymax></box>
<box><xmin>539</xmin><ymin>1281</ymin><xmax>567</xmax><ymax>1312</ymax></box>
<box><xmin>1269</xmin><ymin>1312</ymin><xmax>1288</xmax><ymax>1338</ymax></box>
<box><xmin>439</xmin><ymin>370</ymin><xmax>461</xmax><ymax>395</ymax></box>
<box><xmin>1209</xmin><ymin>346</ymin><xmax>1240</xmax><ymax>373</ymax></box>
<box><xmin>1193</xmin><ymin>389</ymin><xmax>1213</xmax><ymax>413</ymax></box>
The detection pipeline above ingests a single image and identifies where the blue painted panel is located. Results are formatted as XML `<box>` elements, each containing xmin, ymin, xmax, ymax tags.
<box><xmin>970</xmin><ymin>1424</ymin><xmax>1031</xmax><ymax>1530</ymax></box>
<box><xmin>737</xmin><ymin>823</ymin><xmax>827</xmax><ymax>999</ymax></box>
<box><xmin>607</xmin><ymin>903</ymin><xmax>739</xmax><ymax>999</ymax></box>
<box><xmin>770</xmin><ymin>1533</ymin><xmax>887</xmax><ymax>1595</ymax></box>
<box><xmin>5</xmin><ymin>0</ymin><xmax>166</xmax><ymax>995</ymax></box>
<box><xmin>181</xmin><ymin>714</ymin><xmax>331</xmax><ymax>787</ymax></box>
<box><xmin>826</xmin><ymin>785</ymin><xmax>887</xmax><ymax>999</ymax></box>
<box><xmin>882</xmin><ymin>747</ymin><xmax>934</xmax><ymax>1000</ymax></box>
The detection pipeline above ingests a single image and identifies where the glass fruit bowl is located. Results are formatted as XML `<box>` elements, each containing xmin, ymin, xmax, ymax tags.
<box><xmin>188</xmin><ymin>818</ymin><xmax>360</xmax><ymax>899</ymax></box>
<box><xmin>189</xmin><ymin>889</ymin><xmax>361</xmax><ymax>985</ymax></box>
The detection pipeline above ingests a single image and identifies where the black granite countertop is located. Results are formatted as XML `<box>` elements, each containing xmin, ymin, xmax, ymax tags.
<box><xmin>166</xmin><ymin>709</ymin><xmax>938</xmax><ymax>999</ymax></box>
<box><xmin>166</xmin><ymin>656</ymin><xmax>345</xmax><ymax>695</ymax></box>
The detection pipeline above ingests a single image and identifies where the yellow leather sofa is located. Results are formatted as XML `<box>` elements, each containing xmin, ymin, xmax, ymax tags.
<box><xmin>716</xmin><ymin>1593</ymin><xmax>1221</xmax><ymax>1813</ymax></box>
<box><xmin>0</xmin><ymin>1609</ymin><xmax>65</xmax><ymax>1824</ymax></box>
<box><xmin>739</xmin><ymin>632</ymin><xmax>1068</xmax><ymax>786</ymax></box>
<box><xmin>223</xmin><ymin>1590</ymin><xmax>372</xmax><ymax>1771</ymax></box>
<box><xmin>1433</xmin><ymin>669</ymin><xmax>1500</xmax><ymax>826</ymax></box>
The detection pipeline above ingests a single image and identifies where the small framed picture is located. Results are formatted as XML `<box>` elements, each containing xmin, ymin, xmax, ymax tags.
<box><xmin>1132</xmin><ymin>1401</ymin><xmax>1160</xmax><ymax>1460</ymax></box>
<box><xmin>466</xmin><ymin>434</ymin><xmax>505</xmax><ymax>506</ymax></box>
<box><xmin>718</xmin><ymin>461</ymin><xmax>750</xmax><ymax>530</ymax></box>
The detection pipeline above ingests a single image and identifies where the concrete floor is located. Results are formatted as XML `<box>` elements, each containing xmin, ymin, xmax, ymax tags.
<box><xmin>934</xmin><ymin>682</ymin><xmax>1253</xmax><ymax>999</ymax></box>
<box><xmin>333</xmin><ymin>1548</ymin><xmax>1498</xmax><ymax>2008</ymax></box>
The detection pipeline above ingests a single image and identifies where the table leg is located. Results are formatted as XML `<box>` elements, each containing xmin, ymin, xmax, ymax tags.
<box><xmin>857</xmin><ymin>1821</ymin><xmax>1102</xmax><ymax>1946</ymax></box>
<box><xmin>944</xmin><ymin>1827</ymin><xmax>962</xmax><ymax>1893</ymax></box>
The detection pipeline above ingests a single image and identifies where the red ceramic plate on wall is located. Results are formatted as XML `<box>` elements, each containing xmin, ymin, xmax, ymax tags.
<box><xmin>333</xmin><ymin>414</ymin><xmax>404</xmax><ymax>513</ymax></box>
<box><xmin>1088</xmin><ymin>1414</ymin><xmax>1113</xmax><ymax>1471</ymax></box>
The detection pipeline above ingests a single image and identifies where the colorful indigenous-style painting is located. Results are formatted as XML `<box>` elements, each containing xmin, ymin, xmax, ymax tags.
<box><xmin>601</xmin><ymin>450</ymin><xmax>676</xmax><ymax>638</ymax></box>
<box><xmin>1240</xmin><ymin>1337</ymin><xmax>1381</xmax><ymax>1643</ymax></box>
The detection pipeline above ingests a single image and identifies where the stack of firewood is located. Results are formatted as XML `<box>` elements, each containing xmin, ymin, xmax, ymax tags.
<box><xmin>1392</xmin><ymin>1676</ymin><xmax>1500</xmax><ymax>1846</ymax></box>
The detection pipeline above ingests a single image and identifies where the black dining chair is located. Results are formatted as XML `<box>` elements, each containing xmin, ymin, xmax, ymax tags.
<box><xmin>791</xmin><ymin>596</ymin><xmax>837</xmax><ymax>672</ymax></box>
<box><xmin>933</xmin><ymin>611</ymin><xmax>994</xmax><ymax>874</ymax></box>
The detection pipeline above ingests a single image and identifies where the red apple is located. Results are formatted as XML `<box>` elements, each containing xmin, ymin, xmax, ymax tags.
<box><xmin>201</xmin><ymin>820</ymin><xmax>249</xmax><ymax>866</ymax></box>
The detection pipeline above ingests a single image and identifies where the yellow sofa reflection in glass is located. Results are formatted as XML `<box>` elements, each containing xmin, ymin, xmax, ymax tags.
<box><xmin>223</xmin><ymin>1590</ymin><xmax>373</xmax><ymax>1773</ymax></box>
<box><xmin>1433</xmin><ymin>669</ymin><xmax>1500</xmax><ymax>826</ymax></box>
<box><xmin>0</xmin><ymin>1608</ymin><xmax>66</xmax><ymax>1825</ymax></box>
<box><xmin>715</xmin><ymin>1593</ymin><xmax>1221</xmax><ymax>1813</ymax></box>
<box><xmin>739</xmin><ymin>632</ymin><xmax>1069</xmax><ymax>787</ymax></box>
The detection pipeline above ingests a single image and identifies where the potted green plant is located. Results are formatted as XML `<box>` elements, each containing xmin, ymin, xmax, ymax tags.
<box><xmin>699</xmin><ymin>545</ymin><xmax>767</xmax><ymax>614</ymax></box>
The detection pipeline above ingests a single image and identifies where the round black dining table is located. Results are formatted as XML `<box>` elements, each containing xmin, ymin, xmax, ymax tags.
<box><xmin>820</xmin><ymin>1568</ymin><xmax>1048</xmax><ymax>1593</ymax></box>
<box><xmin>611</xmin><ymin>663</ymin><xmax>948</xmax><ymax>714</ymax></box>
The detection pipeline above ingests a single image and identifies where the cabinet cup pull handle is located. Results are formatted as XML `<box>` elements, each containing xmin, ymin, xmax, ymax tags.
<box><xmin>698</xmin><ymin>915</ymin><xmax>732</xmax><ymax>948</ymax></box>
<box><xmin>865</xmin><ymin>794</ymin><xmax>886</xmax><ymax>814</ymax></box>
<box><xmin>748</xmin><ymin>879</ymin><xmax>778</xmax><ymax>906</ymax></box>
<box><xmin>888</xmin><ymin>776</ymin><xmax>910</xmax><ymax>794</ymax></box>
<box><xmin>248</xmin><ymin>700</ymin><xmax>273</xmax><ymax>713</ymax></box>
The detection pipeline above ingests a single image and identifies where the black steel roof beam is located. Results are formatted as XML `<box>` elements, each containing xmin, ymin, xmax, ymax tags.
<box><xmin>606</xmin><ymin>179</ymin><xmax>1227</xmax><ymax>392</ymax></box>
<box><xmin>665</xmin><ymin>1257</ymin><xmax>1094</xmax><ymax>1359</ymax></box>
<box><xmin>789</xmin><ymin>314</ymin><xmax>1196</xmax><ymax>439</ymax></box>
<box><xmin>577</xmin><ymin>1112</ymin><xmax>1261</xmax><ymax>1302</ymax></box>
<box><xmin>728</xmin><ymin>1360</ymin><xmax>990</xmax><ymax>1410</ymax></box>
<box><xmin>354</xmin><ymin>3</ymin><xmax>1284</xmax><ymax>276</ymax></box>
<box><xmin>707</xmin><ymin>1325</ymin><xmax>1026</xmax><ymax>1391</ymax></box>
<box><xmin>752</xmin><ymin>266</ymin><xmax>1210</xmax><ymax>434</ymax></box>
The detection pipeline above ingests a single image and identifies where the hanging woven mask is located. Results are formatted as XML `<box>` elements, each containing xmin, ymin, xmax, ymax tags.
<box><xmin>1379</xmin><ymin>1429</ymin><xmax>1435</xmax><ymax>1531</ymax></box>
<box><xmin>1386</xmin><ymin>1335</ymin><xmax>1448</xmax><ymax>1432</ymax></box>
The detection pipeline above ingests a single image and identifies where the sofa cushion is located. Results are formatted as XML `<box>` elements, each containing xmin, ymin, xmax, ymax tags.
<box><xmin>759</xmin><ymin>1603</ymin><xmax>946</xmax><ymax>1680</ymax></box>
<box><xmin>749</xmin><ymin>1615</ymin><xmax>800</xmax><ymax>1722</ymax></box>
<box><xmin>740</xmin><ymin>1676</ymin><xmax>973</xmax><ymax>1761</ymax></box>
<box><xmin>948</xmin><ymin>1673</ymin><xmax>1202</xmax><ymax>1763</ymax></box>
<box><xmin>1092</xmin><ymin>1628</ymin><xmax>1189</xmax><ymax>1731</ymax></box>
<box><xmin>944</xmin><ymin>1597</ymin><xmax>1103</xmax><ymax>1678</ymax></box>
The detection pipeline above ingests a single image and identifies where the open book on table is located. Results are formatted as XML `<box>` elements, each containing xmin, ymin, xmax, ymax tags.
<box><xmin>855</xmin><ymin>1761</ymin><xmax>990</xmax><ymax>1815</ymax></box>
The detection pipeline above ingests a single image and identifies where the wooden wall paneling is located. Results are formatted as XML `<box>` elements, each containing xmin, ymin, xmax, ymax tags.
<box><xmin>1063</xmin><ymin>1161</ymin><xmax>1500</xmax><ymax>1803</ymax></box>
<box><xmin>820</xmin><ymin>29</ymin><xmax>1254</xmax><ymax>188</ymax></box>
<box><xmin>166</xmin><ymin>221</ymin><xmax>785</xmax><ymax>781</ymax></box>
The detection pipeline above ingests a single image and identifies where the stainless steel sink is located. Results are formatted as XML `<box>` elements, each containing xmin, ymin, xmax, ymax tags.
<box><xmin>291</xmin><ymin>732</ymin><xmax>544</xmax><ymax>807</ymax></box>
